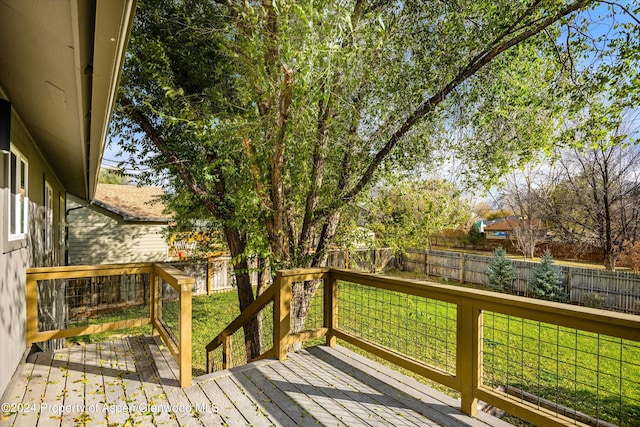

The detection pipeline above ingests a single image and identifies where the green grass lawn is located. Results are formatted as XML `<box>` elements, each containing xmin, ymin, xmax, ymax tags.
<box><xmin>69</xmin><ymin>277</ymin><xmax>640</xmax><ymax>426</ymax></box>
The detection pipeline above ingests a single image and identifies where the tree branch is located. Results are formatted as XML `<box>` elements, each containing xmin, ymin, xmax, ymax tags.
<box><xmin>118</xmin><ymin>95</ymin><xmax>222</xmax><ymax>217</ymax></box>
<box><xmin>319</xmin><ymin>0</ymin><xmax>591</xmax><ymax>219</ymax></box>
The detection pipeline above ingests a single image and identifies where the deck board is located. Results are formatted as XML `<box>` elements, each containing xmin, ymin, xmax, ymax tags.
<box><xmin>128</xmin><ymin>336</ymin><xmax>180</xmax><ymax>426</ymax></box>
<box><xmin>1</xmin><ymin>337</ymin><xmax>510</xmax><ymax>427</ymax></box>
<box><xmin>286</xmin><ymin>351</ymin><xmax>420</xmax><ymax>426</ymax></box>
<box><xmin>100</xmin><ymin>338</ymin><xmax>130</xmax><ymax>426</ymax></box>
<box><xmin>198</xmin><ymin>377</ymin><xmax>247</xmax><ymax>426</ymax></box>
<box><xmin>238</xmin><ymin>363</ymin><xmax>313</xmax><ymax>426</ymax></box>
<box><xmin>36</xmin><ymin>348</ymin><xmax>69</xmax><ymax>427</ymax></box>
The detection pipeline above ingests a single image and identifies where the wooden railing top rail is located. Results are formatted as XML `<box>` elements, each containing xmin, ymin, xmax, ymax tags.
<box><xmin>154</xmin><ymin>263</ymin><xmax>195</xmax><ymax>290</ymax></box>
<box><xmin>26</xmin><ymin>263</ymin><xmax>154</xmax><ymax>281</ymax></box>
<box><xmin>329</xmin><ymin>268</ymin><xmax>640</xmax><ymax>340</ymax></box>
<box><xmin>205</xmin><ymin>284</ymin><xmax>276</xmax><ymax>353</ymax></box>
<box><xmin>276</xmin><ymin>267</ymin><xmax>331</xmax><ymax>279</ymax></box>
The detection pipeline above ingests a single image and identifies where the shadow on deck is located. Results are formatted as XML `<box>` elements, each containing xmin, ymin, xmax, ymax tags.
<box><xmin>1</xmin><ymin>336</ymin><xmax>510</xmax><ymax>426</ymax></box>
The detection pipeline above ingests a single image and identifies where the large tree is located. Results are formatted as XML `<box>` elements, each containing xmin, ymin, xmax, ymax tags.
<box><xmin>363</xmin><ymin>179</ymin><xmax>470</xmax><ymax>251</ymax></box>
<box><xmin>497</xmin><ymin>162</ymin><xmax>551</xmax><ymax>259</ymax></box>
<box><xmin>543</xmin><ymin>138</ymin><xmax>640</xmax><ymax>270</ymax></box>
<box><xmin>112</xmin><ymin>0</ymin><xmax>640</xmax><ymax>357</ymax></box>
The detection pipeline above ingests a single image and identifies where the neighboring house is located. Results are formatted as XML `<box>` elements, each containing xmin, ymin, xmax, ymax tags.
<box><xmin>484</xmin><ymin>216</ymin><xmax>547</xmax><ymax>240</ymax></box>
<box><xmin>68</xmin><ymin>184</ymin><xmax>171</xmax><ymax>265</ymax></box>
<box><xmin>0</xmin><ymin>1</ymin><xmax>135</xmax><ymax>400</ymax></box>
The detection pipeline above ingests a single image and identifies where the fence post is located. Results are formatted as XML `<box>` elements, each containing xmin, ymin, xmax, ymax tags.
<box><xmin>424</xmin><ymin>250</ymin><xmax>429</xmax><ymax>275</ymax></box>
<box><xmin>325</xmin><ymin>272</ymin><xmax>338</xmax><ymax>347</ymax></box>
<box><xmin>459</xmin><ymin>254</ymin><xmax>466</xmax><ymax>284</ymax></box>
<box><xmin>566</xmin><ymin>267</ymin><xmax>573</xmax><ymax>303</ymax></box>
<box><xmin>274</xmin><ymin>272</ymin><xmax>292</xmax><ymax>360</ymax></box>
<box><xmin>457</xmin><ymin>300</ymin><xmax>481</xmax><ymax>417</ymax></box>
<box><xmin>179</xmin><ymin>280</ymin><xmax>192</xmax><ymax>388</ymax></box>
<box><xmin>207</xmin><ymin>255</ymin><xmax>212</xmax><ymax>295</ymax></box>
<box><xmin>372</xmin><ymin>249</ymin><xmax>377</xmax><ymax>273</ymax></box>
<box><xmin>345</xmin><ymin>249</ymin><xmax>350</xmax><ymax>269</ymax></box>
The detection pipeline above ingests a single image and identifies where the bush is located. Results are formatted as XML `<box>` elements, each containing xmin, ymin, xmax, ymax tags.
<box><xmin>463</xmin><ymin>222</ymin><xmax>486</xmax><ymax>250</ymax></box>
<box><xmin>487</xmin><ymin>247</ymin><xmax>516</xmax><ymax>293</ymax></box>
<box><xmin>582</xmin><ymin>292</ymin><xmax>606</xmax><ymax>309</ymax></box>
<box><xmin>529</xmin><ymin>252</ymin><xmax>567</xmax><ymax>302</ymax></box>
<box><xmin>618</xmin><ymin>240</ymin><xmax>640</xmax><ymax>272</ymax></box>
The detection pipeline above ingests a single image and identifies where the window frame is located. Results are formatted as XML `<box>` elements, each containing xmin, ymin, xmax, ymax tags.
<box><xmin>44</xmin><ymin>180</ymin><xmax>53</xmax><ymax>253</ymax></box>
<box><xmin>4</xmin><ymin>144</ymin><xmax>29</xmax><ymax>251</ymax></box>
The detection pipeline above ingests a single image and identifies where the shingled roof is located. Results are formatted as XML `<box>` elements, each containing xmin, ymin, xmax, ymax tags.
<box><xmin>484</xmin><ymin>217</ymin><xmax>546</xmax><ymax>232</ymax></box>
<box><xmin>94</xmin><ymin>183</ymin><xmax>170</xmax><ymax>222</ymax></box>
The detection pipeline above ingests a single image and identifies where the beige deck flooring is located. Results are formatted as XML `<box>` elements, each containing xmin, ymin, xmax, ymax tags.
<box><xmin>1</xmin><ymin>336</ymin><xmax>511</xmax><ymax>426</ymax></box>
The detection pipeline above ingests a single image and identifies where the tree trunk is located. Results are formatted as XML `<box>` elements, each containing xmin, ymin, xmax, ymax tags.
<box><xmin>288</xmin><ymin>211</ymin><xmax>342</xmax><ymax>351</ymax></box>
<box><xmin>604</xmin><ymin>251</ymin><xmax>616</xmax><ymax>271</ymax></box>
<box><xmin>224</xmin><ymin>226</ymin><xmax>262</xmax><ymax>361</ymax></box>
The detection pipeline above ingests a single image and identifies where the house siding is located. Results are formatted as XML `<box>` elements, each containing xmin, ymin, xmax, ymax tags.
<box><xmin>0</xmin><ymin>102</ymin><xmax>66</xmax><ymax>399</ymax></box>
<box><xmin>67</xmin><ymin>196</ymin><xmax>170</xmax><ymax>265</ymax></box>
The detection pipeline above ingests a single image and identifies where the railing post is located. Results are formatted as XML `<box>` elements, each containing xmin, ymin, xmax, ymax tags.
<box><xmin>324</xmin><ymin>272</ymin><xmax>338</xmax><ymax>347</ymax></box>
<box><xmin>26</xmin><ymin>276</ymin><xmax>38</xmax><ymax>348</ymax></box>
<box><xmin>457</xmin><ymin>300</ymin><xmax>481</xmax><ymax>416</ymax></box>
<box><xmin>179</xmin><ymin>281</ymin><xmax>192</xmax><ymax>388</ymax></box>
<box><xmin>274</xmin><ymin>272</ymin><xmax>292</xmax><ymax>360</ymax></box>
<box><xmin>222</xmin><ymin>333</ymin><xmax>232</xmax><ymax>369</ymax></box>
<box><xmin>151</xmin><ymin>269</ymin><xmax>160</xmax><ymax>336</ymax></box>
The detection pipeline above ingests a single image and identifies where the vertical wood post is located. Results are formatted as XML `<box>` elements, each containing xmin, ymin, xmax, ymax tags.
<box><xmin>457</xmin><ymin>301</ymin><xmax>482</xmax><ymax>416</ymax></box>
<box><xmin>151</xmin><ymin>270</ymin><xmax>160</xmax><ymax>336</ymax></box>
<box><xmin>207</xmin><ymin>254</ymin><xmax>212</xmax><ymax>295</ymax></box>
<box><xmin>566</xmin><ymin>267</ymin><xmax>573</xmax><ymax>303</ymax></box>
<box><xmin>459</xmin><ymin>254</ymin><xmax>466</xmax><ymax>284</ymax></box>
<box><xmin>424</xmin><ymin>250</ymin><xmax>429</xmax><ymax>275</ymax></box>
<box><xmin>222</xmin><ymin>333</ymin><xmax>232</xmax><ymax>370</ymax></box>
<box><xmin>372</xmin><ymin>249</ymin><xmax>377</xmax><ymax>273</ymax></box>
<box><xmin>324</xmin><ymin>273</ymin><xmax>338</xmax><ymax>347</ymax></box>
<box><xmin>274</xmin><ymin>272</ymin><xmax>292</xmax><ymax>360</ymax></box>
<box><xmin>26</xmin><ymin>276</ymin><xmax>38</xmax><ymax>348</ymax></box>
<box><xmin>179</xmin><ymin>281</ymin><xmax>192</xmax><ymax>388</ymax></box>
<box><xmin>345</xmin><ymin>250</ymin><xmax>350</xmax><ymax>270</ymax></box>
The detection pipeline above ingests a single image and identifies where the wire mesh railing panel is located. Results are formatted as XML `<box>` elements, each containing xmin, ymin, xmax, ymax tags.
<box><xmin>37</xmin><ymin>273</ymin><xmax>150</xmax><ymax>332</ymax></box>
<box><xmin>336</xmin><ymin>280</ymin><xmax>457</xmax><ymax>374</ymax></box>
<box><xmin>482</xmin><ymin>311</ymin><xmax>640</xmax><ymax>426</ymax></box>
<box><xmin>290</xmin><ymin>280</ymin><xmax>324</xmax><ymax>332</ymax></box>
<box><xmin>290</xmin><ymin>280</ymin><xmax>324</xmax><ymax>349</ymax></box>
<box><xmin>158</xmin><ymin>279</ymin><xmax>179</xmax><ymax>344</ymax></box>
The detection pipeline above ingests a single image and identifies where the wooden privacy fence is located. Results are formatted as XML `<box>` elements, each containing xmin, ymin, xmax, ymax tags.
<box><xmin>327</xmin><ymin>248</ymin><xmax>395</xmax><ymax>272</ymax></box>
<box><xmin>205</xmin><ymin>268</ymin><xmax>640</xmax><ymax>427</ymax></box>
<box><xmin>401</xmin><ymin>248</ymin><xmax>640</xmax><ymax>315</ymax></box>
<box><xmin>26</xmin><ymin>263</ymin><xmax>194</xmax><ymax>387</ymax></box>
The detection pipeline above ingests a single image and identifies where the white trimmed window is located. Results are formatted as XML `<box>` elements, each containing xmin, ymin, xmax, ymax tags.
<box><xmin>8</xmin><ymin>145</ymin><xmax>28</xmax><ymax>240</ymax></box>
<box><xmin>59</xmin><ymin>194</ymin><xmax>65</xmax><ymax>252</ymax></box>
<box><xmin>44</xmin><ymin>181</ymin><xmax>53</xmax><ymax>252</ymax></box>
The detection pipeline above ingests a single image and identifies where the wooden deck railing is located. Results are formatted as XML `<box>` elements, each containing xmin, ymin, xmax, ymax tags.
<box><xmin>206</xmin><ymin>267</ymin><xmax>640</xmax><ymax>427</ymax></box>
<box><xmin>26</xmin><ymin>262</ymin><xmax>194</xmax><ymax>387</ymax></box>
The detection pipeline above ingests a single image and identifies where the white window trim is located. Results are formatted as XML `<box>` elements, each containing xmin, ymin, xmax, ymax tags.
<box><xmin>45</xmin><ymin>180</ymin><xmax>53</xmax><ymax>253</ymax></box>
<box><xmin>3</xmin><ymin>143</ymin><xmax>28</xmax><ymax>252</ymax></box>
<box><xmin>59</xmin><ymin>193</ymin><xmax>65</xmax><ymax>252</ymax></box>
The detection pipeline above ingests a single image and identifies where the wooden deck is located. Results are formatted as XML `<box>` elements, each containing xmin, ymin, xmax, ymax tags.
<box><xmin>1</xmin><ymin>336</ymin><xmax>511</xmax><ymax>426</ymax></box>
